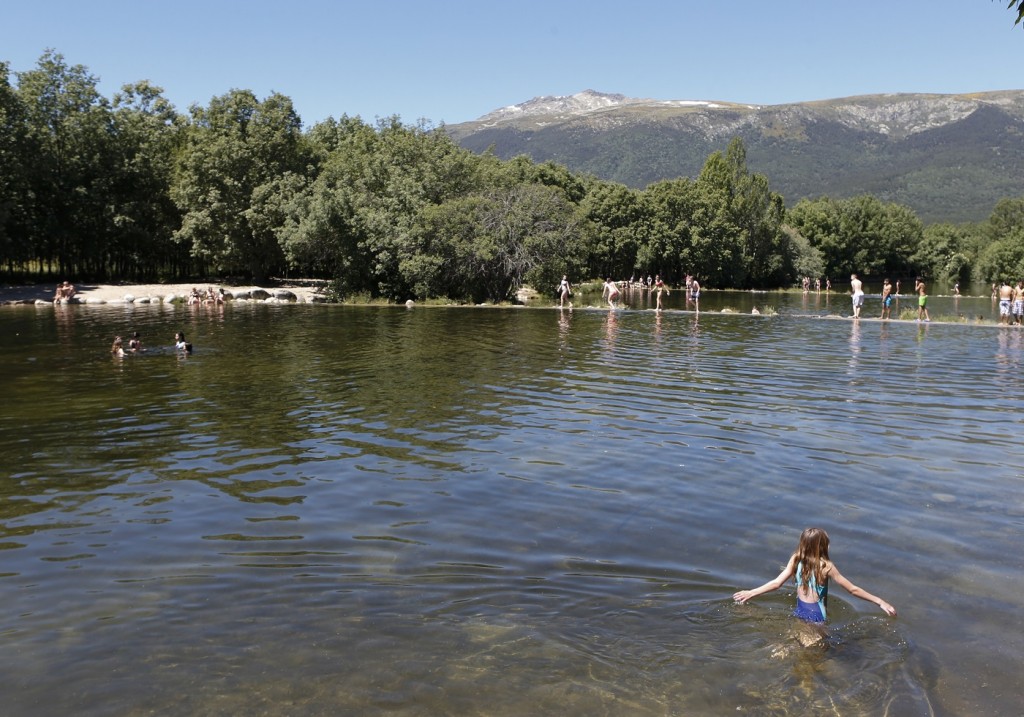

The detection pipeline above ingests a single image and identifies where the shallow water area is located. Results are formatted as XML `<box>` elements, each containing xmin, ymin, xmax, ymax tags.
<box><xmin>1</xmin><ymin>291</ymin><xmax>1023</xmax><ymax>715</ymax></box>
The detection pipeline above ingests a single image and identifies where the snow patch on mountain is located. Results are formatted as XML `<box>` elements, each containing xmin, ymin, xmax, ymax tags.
<box><xmin>478</xmin><ymin>90</ymin><xmax>726</xmax><ymax>124</ymax></box>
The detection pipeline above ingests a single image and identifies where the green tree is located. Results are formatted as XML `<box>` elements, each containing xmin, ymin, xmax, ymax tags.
<box><xmin>641</xmin><ymin>178</ymin><xmax>698</xmax><ymax>281</ymax></box>
<box><xmin>286</xmin><ymin>116</ymin><xmax>482</xmax><ymax>299</ymax></box>
<box><xmin>280</xmin><ymin>116</ymin><xmax>375</xmax><ymax>292</ymax></box>
<box><xmin>912</xmin><ymin>223</ymin><xmax>976</xmax><ymax>282</ymax></box>
<box><xmin>109</xmin><ymin>80</ymin><xmax>184</xmax><ymax>278</ymax></box>
<box><xmin>973</xmin><ymin>197</ymin><xmax>1024</xmax><ymax>282</ymax></box>
<box><xmin>173</xmin><ymin>89</ymin><xmax>309</xmax><ymax>281</ymax></box>
<box><xmin>781</xmin><ymin>225</ymin><xmax>825</xmax><ymax>280</ymax></box>
<box><xmin>403</xmin><ymin>182</ymin><xmax>581</xmax><ymax>303</ymax></box>
<box><xmin>0</xmin><ymin>61</ymin><xmax>33</xmax><ymax>274</ymax></box>
<box><xmin>692</xmin><ymin>152</ymin><xmax>747</xmax><ymax>286</ymax></box>
<box><xmin>788</xmin><ymin>195</ymin><xmax>922</xmax><ymax>279</ymax></box>
<box><xmin>579</xmin><ymin>180</ymin><xmax>647</xmax><ymax>280</ymax></box>
<box><xmin>722</xmin><ymin>140</ymin><xmax>789</xmax><ymax>287</ymax></box>
<box><xmin>16</xmin><ymin>50</ymin><xmax>114</xmax><ymax>276</ymax></box>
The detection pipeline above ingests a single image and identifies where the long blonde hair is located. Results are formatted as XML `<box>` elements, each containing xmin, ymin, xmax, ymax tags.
<box><xmin>795</xmin><ymin>527</ymin><xmax>830</xmax><ymax>588</ymax></box>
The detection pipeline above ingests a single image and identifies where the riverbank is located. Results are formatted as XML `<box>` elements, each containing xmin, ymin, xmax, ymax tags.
<box><xmin>0</xmin><ymin>281</ymin><xmax>324</xmax><ymax>306</ymax></box>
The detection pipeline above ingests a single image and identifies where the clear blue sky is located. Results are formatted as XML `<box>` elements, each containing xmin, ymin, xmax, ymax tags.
<box><xmin>2</xmin><ymin>0</ymin><xmax>1021</xmax><ymax>127</ymax></box>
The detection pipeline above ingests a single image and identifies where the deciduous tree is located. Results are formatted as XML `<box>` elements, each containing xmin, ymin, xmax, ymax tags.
<box><xmin>173</xmin><ymin>89</ymin><xmax>308</xmax><ymax>281</ymax></box>
<box><xmin>16</xmin><ymin>50</ymin><xmax>113</xmax><ymax>276</ymax></box>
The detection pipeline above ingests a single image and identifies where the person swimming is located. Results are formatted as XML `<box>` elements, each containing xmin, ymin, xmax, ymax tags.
<box><xmin>174</xmin><ymin>331</ymin><xmax>193</xmax><ymax>354</ymax></box>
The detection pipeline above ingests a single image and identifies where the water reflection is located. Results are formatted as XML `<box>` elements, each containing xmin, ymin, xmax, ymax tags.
<box><xmin>557</xmin><ymin>306</ymin><xmax>572</xmax><ymax>352</ymax></box>
<box><xmin>0</xmin><ymin>301</ymin><xmax>1022</xmax><ymax>714</ymax></box>
<box><xmin>848</xmin><ymin>318</ymin><xmax>861</xmax><ymax>377</ymax></box>
<box><xmin>602</xmin><ymin>309</ymin><xmax>619</xmax><ymax>350</ymax></box>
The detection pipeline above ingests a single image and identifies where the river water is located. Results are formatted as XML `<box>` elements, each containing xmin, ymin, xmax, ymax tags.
<box><xmin>1</xmin><ymin>290</ymin><xmax>1022</xmax><ymax>715</ymax></box>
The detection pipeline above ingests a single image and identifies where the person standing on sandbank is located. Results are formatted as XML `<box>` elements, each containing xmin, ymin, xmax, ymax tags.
<box><xmin>602</xmin><ymin>278</ymin><xmax>620</xmax><ymax>310</ymax></box>
<box><xmin>880</xmin><ymin>278</ymin><xmax>893</xmax><ymax>320</ymax></box>
<box><xmin>558</xmin><ymin>275</ymin><xmax>572</xmax><ymax>308</ymax></box>
<box><xmin>654</xmin><ymin>274</ymin><xmax>669</xmax><ymax>311</ymax></box>
<box><xmin>915</xmin><ymin>277</ymin><xmax>930</xmax><ymax>322</ymax></box>
<box><xmin>1013</xmin><ymin>280</ymin><xmax>1024</xmax><ymax>326</ymax></box>
<box><xmin>850</xmin><ymin>274</ymin><xmax>864</xmax><ymax>319</ymax></box>
<box><xmin>998</xmin><ymin>280</ymin><xmax>1013</xmax><ymax>325</ymax></box>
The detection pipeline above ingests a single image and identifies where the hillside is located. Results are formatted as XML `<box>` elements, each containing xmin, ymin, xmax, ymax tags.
<box><xmin>444</xmin><ymin>90</ymin><xmax>1024</xmax><ymax>224</ymax></box>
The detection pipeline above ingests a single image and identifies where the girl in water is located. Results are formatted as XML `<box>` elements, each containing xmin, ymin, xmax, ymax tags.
<box><xmin>174</xmin><ymin>331</ymin><xmax>193</xmax><ymax>354</ymax></box>
<box><xmin>733</xmin><ymin>527</ymin><xmax>896</xmax><ymax>623</ymax></box>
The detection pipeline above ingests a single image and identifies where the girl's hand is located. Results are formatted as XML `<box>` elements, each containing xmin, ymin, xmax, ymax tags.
<box><xmin>878</xmin><ymin>600</ymin><xmax>897</xmax><ymax>617</ymax></box>
<box><xmin>733</xmin><ymin>590</ymin><xmax>754</xmax><ymax>604</ymax></box>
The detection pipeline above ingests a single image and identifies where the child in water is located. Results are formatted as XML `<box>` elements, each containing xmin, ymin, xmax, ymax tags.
<box><xmin>174</xmin><ymin>331</ymin><xmax>193</xmax><ymax>354</ymax></box>
<box><xmin>732</xmin><ymin>527</ymin><xmax>896</xmax><ymax>623</ymax></box>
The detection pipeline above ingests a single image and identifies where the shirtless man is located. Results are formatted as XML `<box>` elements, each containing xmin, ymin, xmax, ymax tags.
<box><xmin>850</xmin><ymin>274</ymin><xmax>864</xmax><ymax>319</ymax></box>
<box><xmin>915</xmin><ymin>277</ymin><xmax>930</xmax><ymax>322</ymax></box>
<box><xmin>689</xmin><ymin>278</ymin><xmax>701</xmax><ymax>313</ymax></box>
<box><xmin>1013</xmin><ymin>280</ymin><xmax>1024</xmax><ymax>326</ymax></box>
<box><xmin>880</xmin><ymin>278</ymin><xmax>893</xmax><ymax>320</ymax></box>
<box><xmin>602</xmin><ymin>278</ymin><xmax>620</xmax><ymax>309</ymax></box>
<box><xmin>998</xmin><ymin>280</ymin><xmax>1014</xmax><ymax>325</ymax></box>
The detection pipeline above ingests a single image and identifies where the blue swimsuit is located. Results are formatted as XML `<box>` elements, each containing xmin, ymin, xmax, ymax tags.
<box><xmin>793</xmin><ymin>563</ymin><xmax>828</xmax><ymax>623</ymax></box>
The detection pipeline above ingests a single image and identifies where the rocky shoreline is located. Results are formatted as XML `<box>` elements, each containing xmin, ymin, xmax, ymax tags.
<box><xmin>0</xmin><ymin>282</ymin><xmax>327</xmax><ymax>307</ymax></box>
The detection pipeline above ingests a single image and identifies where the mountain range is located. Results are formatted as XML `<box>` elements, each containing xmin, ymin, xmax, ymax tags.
<box><xmin>443</xmin><ymin>89</ymin><xmax>1024</xmax><ymax>224</ymax></box>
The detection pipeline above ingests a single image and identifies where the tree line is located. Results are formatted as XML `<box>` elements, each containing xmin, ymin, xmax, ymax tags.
<box><xmin>2</xmin><ymin>51</ymin><xmax>1024</xmax><ymax>302</ymax></box>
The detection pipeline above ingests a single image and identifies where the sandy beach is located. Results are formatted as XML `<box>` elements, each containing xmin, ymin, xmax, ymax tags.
<box><xmin>0</xmin><ymin>281</ymin><xmax>324</xmax><ymax>305</ymax></box>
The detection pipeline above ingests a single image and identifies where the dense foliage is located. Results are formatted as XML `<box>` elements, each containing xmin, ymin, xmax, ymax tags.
<box><xmin>3</xmin><ymin>52</ymin><xmax>1024</xmax><ymax>300</ymax></box>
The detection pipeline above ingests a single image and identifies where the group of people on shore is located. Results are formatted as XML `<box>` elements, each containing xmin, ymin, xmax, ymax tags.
<box><xmin>851</xmin><ymin>274</ymin><xmax>931</xmax><ymax>322</ymax></box>
<box><xmin>111</xmin><ymin>330</ymin><xmax>192</xmax><ymax>356</ymax></box>
<box><xmin>187</xmin><ymin>286</ymin><xmax>225</xmax><ymax>305</ymax></box>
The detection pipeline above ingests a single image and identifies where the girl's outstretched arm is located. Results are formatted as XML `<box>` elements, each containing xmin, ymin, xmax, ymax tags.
<box><xmin>733</xmin><ymin>555</ymin><xmax>796</xmax><ymax>604</ymax></box>
<box><xmin>829</xmin><ymin>564</ymin><xmax>897</xmax><ymax>616</ymax></box>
